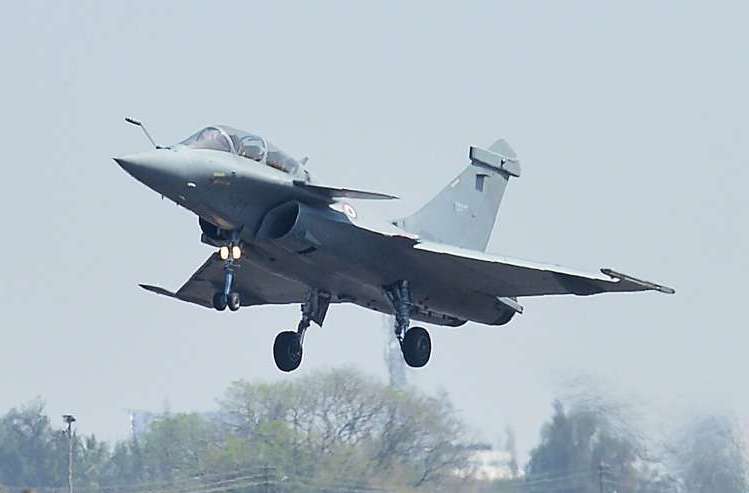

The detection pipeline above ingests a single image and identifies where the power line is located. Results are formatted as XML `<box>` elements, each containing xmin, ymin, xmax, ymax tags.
<box><xmin>496</xmin><ymin>468</ymin><xmax>602</xmax><ymax>492</ymax></box>
<box><xmin>75</xmin><ymin>466</ymin><xmax>274</xmax><ymax>493</ymax></box>
<box><xmin>39</xmin><ymin>467</ymin><xmax>390</xmax><ymax>493</ymax></box>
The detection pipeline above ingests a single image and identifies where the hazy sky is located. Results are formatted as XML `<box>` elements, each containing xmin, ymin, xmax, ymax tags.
<box><xmin>1</xmin><ymin>2</ymin><xmax>747</xmax><ymax>460</ymax></box>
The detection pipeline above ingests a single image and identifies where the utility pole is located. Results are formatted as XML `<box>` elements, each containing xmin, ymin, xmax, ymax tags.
<box><xmin>63</xmin><ymin>414</ymin><xmax>76</xmax><ymax>493</ymax></box>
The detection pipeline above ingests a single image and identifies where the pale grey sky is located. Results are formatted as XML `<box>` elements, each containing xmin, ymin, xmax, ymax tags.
<box><xmin>1</xmin><ymin>1</ymin><xmax>747</xmax><ymax>460</ymax></box>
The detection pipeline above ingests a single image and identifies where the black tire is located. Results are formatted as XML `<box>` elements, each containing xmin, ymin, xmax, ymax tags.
<box><xmin>401</xmin><ymin>326</ymin><xmax>431</xmax><ymax>368</ymax></box>
<box><xmin>273</xmin><ymin>331</ymin><xmax>303</xmax><ymax>372</ymax></box>
<box><xmin>228</xmin><ymin>292</ymin><xmax>241</xmax><ymax>311</ymax></box>
<box><xmin>212</xmin><ymin>292</ymin><xmax>227</xmax><ymax>311</ymax></box>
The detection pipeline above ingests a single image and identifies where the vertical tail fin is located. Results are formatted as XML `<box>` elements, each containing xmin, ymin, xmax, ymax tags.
<box><xmin>396</xmin><ymin>139</ymin><xmax>520</xmax><ymax>251</ymax></box>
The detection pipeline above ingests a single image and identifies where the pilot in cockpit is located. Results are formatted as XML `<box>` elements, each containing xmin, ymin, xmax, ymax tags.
<box><xmin>179</xmin><ymin>126</ymin><xmax>303</xmax><ymax>178</ymax></box>
<box><xmin>238</xmin><ymin>135</ymin><xmax>266</xmax><ymax>162</ymax></box>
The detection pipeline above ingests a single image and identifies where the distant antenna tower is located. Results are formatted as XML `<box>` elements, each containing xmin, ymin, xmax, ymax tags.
<box><xmin>383</xmin><ymin>315</ymin><xmax>407</xmax><ymax>388</ymax></box>
<box><xmin>126</xmin><ymin>409</ymin><xmax>155</xmax><ymax>440</ymax></box>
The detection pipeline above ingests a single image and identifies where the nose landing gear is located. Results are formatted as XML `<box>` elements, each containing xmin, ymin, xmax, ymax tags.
<box><xmin>212</xmin><ymin>233</ymin><xmax>243</xmax><ymax>312</ymax></box>
<box><xmin>385</xmin><ymin>280</ymin><xmax>432</xmax><ymax>368</ymax></box>
<box><xmin>273</xmin><ymin>290</ymin><xmax>331</xmax><ymax>372</ymax></box>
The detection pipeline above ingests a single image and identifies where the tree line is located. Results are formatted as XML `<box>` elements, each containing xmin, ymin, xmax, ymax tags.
<box><xmin>0</xmin><ymin>368</ymin><xmax>466</xmax><ymax>492</ymax></box>
<box><xmin>0</xmin><ymin>368</ymin><xmax>746</xmax><ymax>492</ymax></box>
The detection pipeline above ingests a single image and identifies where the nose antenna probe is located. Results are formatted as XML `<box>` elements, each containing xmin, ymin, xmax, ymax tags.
<box><xmin>125</xmin><ymin>117</ymin><xmax>163</xmax><ymax>149</ymax></box>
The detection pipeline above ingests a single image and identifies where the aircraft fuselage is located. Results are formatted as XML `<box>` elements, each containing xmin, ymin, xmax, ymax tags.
<box><xmin>116</xmin><ymin>147</ymin><xmax>496</xmax><ymax>326</ymax></box>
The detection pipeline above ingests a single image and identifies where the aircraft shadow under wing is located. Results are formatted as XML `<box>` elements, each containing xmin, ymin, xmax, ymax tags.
<box><xmin>140</xmin><ymin>253</ymin><xmax>310</xmax><ymax>308</ymax></box>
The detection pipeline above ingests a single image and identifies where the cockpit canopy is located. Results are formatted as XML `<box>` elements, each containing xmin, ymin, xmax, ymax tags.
<box><xmin>178</xmin><ymin>125</ymin><xmax>302</xmax><ymax>175</ymax></box>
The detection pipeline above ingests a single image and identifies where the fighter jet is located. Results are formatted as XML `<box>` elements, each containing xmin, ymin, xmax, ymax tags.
<box><xmin>115</xmin><ymin>119</ymin><xmax>674</xmax><ymax>372</ymax></box>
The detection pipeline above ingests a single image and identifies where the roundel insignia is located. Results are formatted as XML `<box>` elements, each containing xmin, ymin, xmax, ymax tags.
<box><xmin>342</xmin><ymin>203</ymin><xmax>357</xmax><ymax>220</ymax></box>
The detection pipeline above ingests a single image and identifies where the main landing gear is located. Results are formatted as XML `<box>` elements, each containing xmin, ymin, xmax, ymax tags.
<box><xmin>212</xmin><ymin>233</ymin><xmax>243</xmax><ymax>312</ymax></box>
<box><xmin>273</xmin><ymin>289</ymin><xmax>331</xmax><ymax>372</ymax></box>
<box><xmin>386</xmin><ymin>280</ymin><xmax>432</xmax><ymax>368</ymax></box>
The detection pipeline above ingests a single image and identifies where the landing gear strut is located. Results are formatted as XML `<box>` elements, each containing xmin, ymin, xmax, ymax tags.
<box><xmin>212</xmin><ymin>232</ymin><xmax>243</xmax><ymax>312</ymax></box>
<box><xmin>385</xmin><ymin>280</ymin><xmax>431</xmax><ymax>368</ymax></box>
<box><xmin>273</xmin><ymin>289</ymin><xmax>330</xmax><ymax>372</ymax></box>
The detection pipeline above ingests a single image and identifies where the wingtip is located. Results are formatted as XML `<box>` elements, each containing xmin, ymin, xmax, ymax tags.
<box><xmin>139</xmin><ymin>284</ymin><xmax>179</xmax><ymax>298</ymax></box>
<box><xmin>601</xmin><ymin>268</ymin><xmax>675</xmax><ymax>294</ymax></box>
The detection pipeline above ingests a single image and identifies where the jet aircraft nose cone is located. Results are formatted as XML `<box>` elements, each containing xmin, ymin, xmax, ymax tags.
<box><xmin>114</xmin><ymin>149</ymin><xmax>185</xmax><ymax>196</ymax></box>
<box><xmin>114</xmin><ymin>156</ymin><xmax>132</xmax><ymax>173</ymax></box>
<box><xmin>114</xmin><ymin>152</ymin><xmax>156</xmax><ymax>176</ymax></box>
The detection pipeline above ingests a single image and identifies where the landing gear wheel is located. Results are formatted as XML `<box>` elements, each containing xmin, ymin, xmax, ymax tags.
<box><xmin>401</xmin><ymin>326</ymin><xmax>431</xmax><ymax>368</ymax></box>
<box><xmin>274</xmin><ymin>331</ymin><xmax>303</xmax><ymax>372</ymax></box>
<box><xmin>227</xmin><ymin>292</ymin><xmax>241</xmax><ymax>311</ymax></box>
<box><xmin>212</xmin><ymin>292</ymin><xmax>228</xmax><ymax>311</ymax></box>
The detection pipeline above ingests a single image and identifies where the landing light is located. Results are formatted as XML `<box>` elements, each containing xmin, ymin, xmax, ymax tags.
<box><xmin>219</xmin><ymin>246</ymin><xmax>230</xmax><ymax>260</ymax></box>
<box><xmin>232</xmin><ymin>246</ymin><xmax>242</xmax><ymax>260</ymax></box>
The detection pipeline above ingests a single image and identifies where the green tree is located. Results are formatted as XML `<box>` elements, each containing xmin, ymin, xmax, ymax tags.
<box><xmin>76</xmin><ymin>434</ymin><xmax>111</xmax><ymax>487</ymax></box>
<box><xmin>104</xmin><ymin>438</ymin><xmax>145</xmax><ymax>483</ymax></box>
<box><xmin>0</xmin><ymin>399</ymin><xmax>66</xmax><ymax>486</ymax></box>
<box><xmin>139</xmin><ymin>413</ymin><xmax>219</xmax><ymax>480</ymax></box>
<box><xmin>219</xmin><ymin>367</ymin><xmax>469</xmax><ymax>489</ymax></box>
<box><xmin>670</xmin><ymin>414</ymin><xmax>748</xmax><ymax>493</ymax></box>
<box><xmin>526</xmin><ymin>399</ymin><xmax>644</xmax><ymax>493</ymax></box>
